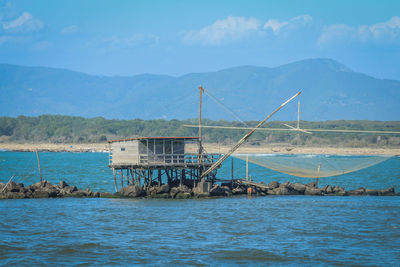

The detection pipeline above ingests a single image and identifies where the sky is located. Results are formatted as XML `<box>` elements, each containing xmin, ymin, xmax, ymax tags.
<box><xmin>0</xmin><ymin>0</ymin><xmax>399</xmax><ymax>79</ymax></box>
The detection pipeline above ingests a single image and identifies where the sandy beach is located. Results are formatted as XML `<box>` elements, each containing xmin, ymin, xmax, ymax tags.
<box><xmin>0</xmin><ymin>142</ymin><xmax>399</xmax><ymax>155</ymax></box>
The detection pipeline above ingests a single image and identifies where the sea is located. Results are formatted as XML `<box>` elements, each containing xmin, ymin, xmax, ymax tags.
<box><xmin>0</xmin><ymin>151</ymin><xmax>399</xmax><ymax>265</ymax></box>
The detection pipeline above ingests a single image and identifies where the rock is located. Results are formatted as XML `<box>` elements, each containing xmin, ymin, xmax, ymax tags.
<box><xmin>333</xmin><ymin>186</ymin><xmax>346</xmax><ymax>196</ymax></box>
<box><xmin>150</xmin><ymin>193</ymin><xmax>170</xmax><ymax>199</ymax></box>
<box><xmin>60</xmin><ymin>181</ymin><xmax>69</xmax><ymax>188</ymax></box>
<box><xmin>69</xmin><ymin>186</ymin><xmax>78</xmax><ymax>193</ymax></box>
<box><xmin>304</xmin><ymin>187</ymin><xmax>323</xmax><ymax>196</ymax></box>
<box><xmin>322</xmin><ymin>185</ymin><xmax>334</xmax><ymax>194</ymax></box>
<box><xmin>379</xmin><ymin>187</ymin><xmax>395</xmax><ymax>196</ymax></box>
<box><xmin>175</xmin><ymin>192</ymin><xmax>191</xmax><ymax>199</ymax></box>
<box><xmin>170</xmin><ymin>187</ymin><xmax>180</xmax><ymax>198</ymax></box>
<box><xmin>5</xmin><ymin>181</ymin><xmax>19</xmax><ymax>192</ymax></box>
<box><xmin>306</xmin><ymin>181</ymin><xmax>317</xmax><ymax>188</ymax></box>
<box><xmin>209</xmin><ymin>184</ymin><xmax>224</xmax><ymax>196</ymax></box>
<box><xmin>280</xmin><ymin>181</ymin><xmax>292</xmax><ymax>188</ymax></box>
<box><xmin>156</xmin><ymin>184</ymin><xmax>170</xmax><ymax>194</ymax></box>
<box><xmin>70</xmin><ymin>190</ymin><xmax>87</xmax><ymax>198</ymax></box>
<box><xmin>179</xmin><ymin>185</ymin><xmax>191</xmax><ymax>193</ymax></box>
<box><xmin>348</xmin><ymin>187</ymin><xmax>366</xmax><ymax>196</ymax></box>
<box><xmin>31</xmin><ymin>181</ymin><xmax>44</xmax><ymax>190</ymax></box>
<box><xmin>221</xmin><ymin>186</ymin><xmax>232</xmax><ymax>196</ymax></box>
<box><xmin>120</xmin><ymin>185</ymin><xmax>145</xmax><ymax>198</ymax></box>
<box><xmin>33</xmin><ymin>190</ymin><xmax>50</xmax><ymax>198</ymax></box>
<box><xmin>269</xmin><ymin>181</ymin><xmax>279</xmax><ymax>189</ymax></box>
<box><xmin>221</xmin><ymin>182</ymin><xmax>233</xmax><ymax>189</ymax></box>
<box><xmin>267</xmin><ymin>189</ymin><xmax>276</xmax><ymax>195</ymax></box>
<box><xmin>232</xmin><ymin>187</ymin><xmax>245</xmax><ymax>195</ymax></box>
<box><xmin>91</xmin><ymin>192</ymin><xmax>100</xmax><ymax>198</ymax></box>
<box><xmin>365</xmin><ymin>189</ymin><xmax>379</xmax><ymax>196</ymax></box>
<box><xmin>292</xmin><ymin>183</ymin><xmax>306</xmax><ymax>194</ymax></box>
<box><xmin>5</xmin><ymin>192</ymin><xmax>26</xmax><ymax>199</ymax></box>
<box><xmin>274</xmin><ymin>187</ymin><xmax>291</xmax><ymax>195</ymax></box>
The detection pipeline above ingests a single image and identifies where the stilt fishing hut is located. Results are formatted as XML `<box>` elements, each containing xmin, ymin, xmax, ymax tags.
<box><xmin>108</xmin><ymin>136</ymin><xmax>221</xmax><ymax>191</ymax></box>
<box><xmin>108</xmin><ymin>86</ymin><xmax>222</xmax><ymax>192</ymax></box>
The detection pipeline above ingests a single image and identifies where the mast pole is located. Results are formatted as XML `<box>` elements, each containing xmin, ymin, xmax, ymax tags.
<box><xmin>198</xmin><ymin>85</ymin><xmax>204</xmax><ymax>155</ymax></box>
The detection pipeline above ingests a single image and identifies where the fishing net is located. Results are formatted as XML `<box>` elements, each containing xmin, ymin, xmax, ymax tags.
<box><xmin>233</xmin><ymin>154</ymin><xmax>392</xmax><ymax>178</ymax></box>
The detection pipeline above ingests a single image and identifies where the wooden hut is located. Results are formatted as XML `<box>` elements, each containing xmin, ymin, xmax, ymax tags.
<box><xmin>108</xmin><ymin>136</ymin><xmax>221</xmax><ymax>191</ymax></box>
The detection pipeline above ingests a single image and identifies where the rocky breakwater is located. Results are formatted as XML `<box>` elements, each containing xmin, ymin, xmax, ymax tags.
<box><xmin>253</xmin><ymin>181</ymin><xmax>397</xmax><ymax>196</ymax></box>
<box><xmin>118</xmin><ymin>182</ymin><xmax>243</xmax><ymax>199</ymax></box>
<box><xmin>0</xmin><ymin>180</ymin><xmax>103</xmax><ymax>199</ymax></box>
<box><xmin>118</xmin><ymin>180</ymin><xmax>398</xmax><ymax>199</ymax></box>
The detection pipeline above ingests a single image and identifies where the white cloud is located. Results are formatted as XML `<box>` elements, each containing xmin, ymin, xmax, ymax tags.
<box><xmin>183</xmin><ymin>15</ymin><xmax>312</xmax><ymax>45</ymax></box>
<box><xmin>369</xmin><ymin>16</ymin><xmax>400</xmax><ymax>41</ymax></box>
<box><xmin>1</xmin><ymin>12</ymin><xmax>43</xmax><ymax>33</ymax></box>
<box><xmin>183</xmin><ymin>16</ymin><xmax>261</xmax><ymax>45</ymax></box>
<box><xmin>264</xmin><ymin>15</ymin><xmax>312</xmax><ymax>34</ymax></box>
<box><xmin>263</xmin><ymin>19</ymin><xmax>288</xmax><ymax>34</ymax></box>
<box><xmin>318</xmin><ymin>16</ymin><xmax>400</xmax><ymax>45</ymax></box>
<box><xmin>61</xmin><ymin>25</ymin><xmax>79</xmax><ymax>34</ymax></box>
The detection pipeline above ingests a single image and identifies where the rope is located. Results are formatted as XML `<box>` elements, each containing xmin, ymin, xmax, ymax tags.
<box><xmin>203</xmin><ymin>89</ymin><xmax>249</xmax><ymax>127</ymax></box>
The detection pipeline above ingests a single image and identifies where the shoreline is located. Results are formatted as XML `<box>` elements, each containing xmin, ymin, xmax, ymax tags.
<box><xmin>0</xmin><ymin>142</ymin><xmax>399</xmax><ymax>155</ymax></box>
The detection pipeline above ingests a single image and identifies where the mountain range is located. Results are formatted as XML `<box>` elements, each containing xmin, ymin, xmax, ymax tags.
<box><xmin>1</xmin><ymin>58</ymin><xmax>399</xmax><ymax>121</ymax></box>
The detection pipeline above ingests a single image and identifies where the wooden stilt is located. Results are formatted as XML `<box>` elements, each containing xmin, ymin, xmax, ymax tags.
<box><xmin>231</xmin><ymin>157</ymin><xmax>234</xmax><ymax>182</ymax></box>
<box><xmin>120</xmin><ymin>170</ymin><xmax>124</xmax><ymax>191</ymax></box>
<box><xmin>316</xmin><ymin>163</ymin><xmax>321</xmax><ymax>187</ymax></box>
<box><xmin>113</xmin><ymin>168</ymin><xmax>117</xmax><ymax>193</ymax></box>
<box><xmin>36</xmin><ymin>150</ymin><xmax>42</xmax><ymax>183</ymax></box>
<box><xmin>130</xmin><ymin>168</ymin><xmax>135</xmax><ymax>185</ymax></box>
<box><xmin>126</xmin><ymin>169</ymin><xmax>130</xmax><ymax>185</ymax></box>
<box><xmin>246</xmin><ymin>155</ymin><xmax>249</xmax><ymax>181</ymax></box>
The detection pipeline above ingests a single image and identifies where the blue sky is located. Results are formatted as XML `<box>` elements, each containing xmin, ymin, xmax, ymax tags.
<box><xmin>0</xmin><ymin>0</ymin><xmax>399</xmax><ymax>79</ymax></box>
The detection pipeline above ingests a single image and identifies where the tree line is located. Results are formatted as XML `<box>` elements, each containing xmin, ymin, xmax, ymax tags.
<box><xmin>0</xmin><ymin>115</ymin><xmax>399</xmax><ymax>147</ymax></box>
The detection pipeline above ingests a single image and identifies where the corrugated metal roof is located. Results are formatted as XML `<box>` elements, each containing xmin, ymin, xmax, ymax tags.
<box><xmin>108</xmin><ymin>136</ymin><xmax>200</xmax><ymax>143</ymax></box>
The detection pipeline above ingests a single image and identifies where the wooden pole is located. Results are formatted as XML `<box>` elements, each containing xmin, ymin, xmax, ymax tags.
<box><xmin>246</xmin><ymin>155</ymin><xmax>249</xmax><ymax>181</ymax></box>
<box><xmin>316</xmin><ymin>163</ymin><xmax>321</xmax><ymax>187</ymax></box>
<box><xmin>36</xmin><ymin>150</ymin><xmax>42</xmax><ymax>183</ymax></box>
<box><xmin>130</xmin><ymin>168</ymin><xmax>135</xmax><ymax>185</ymax></box>
<box><xmin>113</xmin><ymin>168</ymin><xmax>117</xmax><ymax>192</ymax></box>
<box><xmin>201</xmin><ymin>91</ymin><xmax>301</xmax><ymax>178</ymax></box>
<box><xmin>231</xmin><ymin>157</ymin><xmax>234</xmax><ymax>181</ymax></box>
<box><xmin>198</xmin><ymin>85</ymin><xmax>204</xmax><ymax>156</ymax></box>
<box><xmin>120</xmin><ymin>170</ymin><xmax>124</xmax><ymax>191</ymax></box>
<box><xmin>297</xmin><ymin>100</ymin><xmax>300</xmax><ymax>130</ymax></box>
<box><xmin>126</xmin><ymin>169</ymin><xmax>130</xmax><ymax>186</ymax></box>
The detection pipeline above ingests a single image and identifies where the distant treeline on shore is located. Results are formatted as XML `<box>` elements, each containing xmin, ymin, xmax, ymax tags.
<box><xmin>0</xmin><ymin>115</ymin><xmax>400</xmax><ymax>147</ymax></box>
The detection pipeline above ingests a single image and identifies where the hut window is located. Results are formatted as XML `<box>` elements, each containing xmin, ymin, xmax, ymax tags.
<box><xmin>165</xmin><ymin>140</ymin><xmax>172</xmax><ymax>154</ymax></box>
<box><xmin>148</xmin><ymin>140</ymin><xmax>155</xmax><ymax>154</ymax></box>
<box><xmin>173</xmin><ymin>140</ymin><xmax>184</xmax><ymax>154</ymax></box>
<box><xmin>121</xmin><ymin>147</ymin><xmax>125</xmax><ymax>151</ymax></box>
<box><xmin>155</xmin><ymin>141</ymin><xmax>163</xmax><ymax>154</ymax></box>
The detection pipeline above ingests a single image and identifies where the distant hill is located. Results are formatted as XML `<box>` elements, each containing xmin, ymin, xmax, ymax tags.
<box><xmin>1</xmin><ymin>59</ymin><xmax>399</xmax><ymax>121</ymax></box>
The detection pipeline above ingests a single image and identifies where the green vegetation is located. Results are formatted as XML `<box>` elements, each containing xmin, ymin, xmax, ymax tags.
<box><xmin>0</xmin><ymin>115</ymin><xmax>400</xmax><ymax>147</ymax></box>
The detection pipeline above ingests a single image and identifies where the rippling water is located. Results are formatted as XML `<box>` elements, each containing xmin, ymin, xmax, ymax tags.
<box><xmin>1</xmin><ymin>152</ymin><xmax>400</xmax><ymax>265</ymax></box>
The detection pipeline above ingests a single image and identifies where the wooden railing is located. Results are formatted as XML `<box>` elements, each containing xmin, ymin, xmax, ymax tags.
<box><xmin>139</xmin><ymin>153</ymin><xmax>221</xmax><ymax>165</ymax></box>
